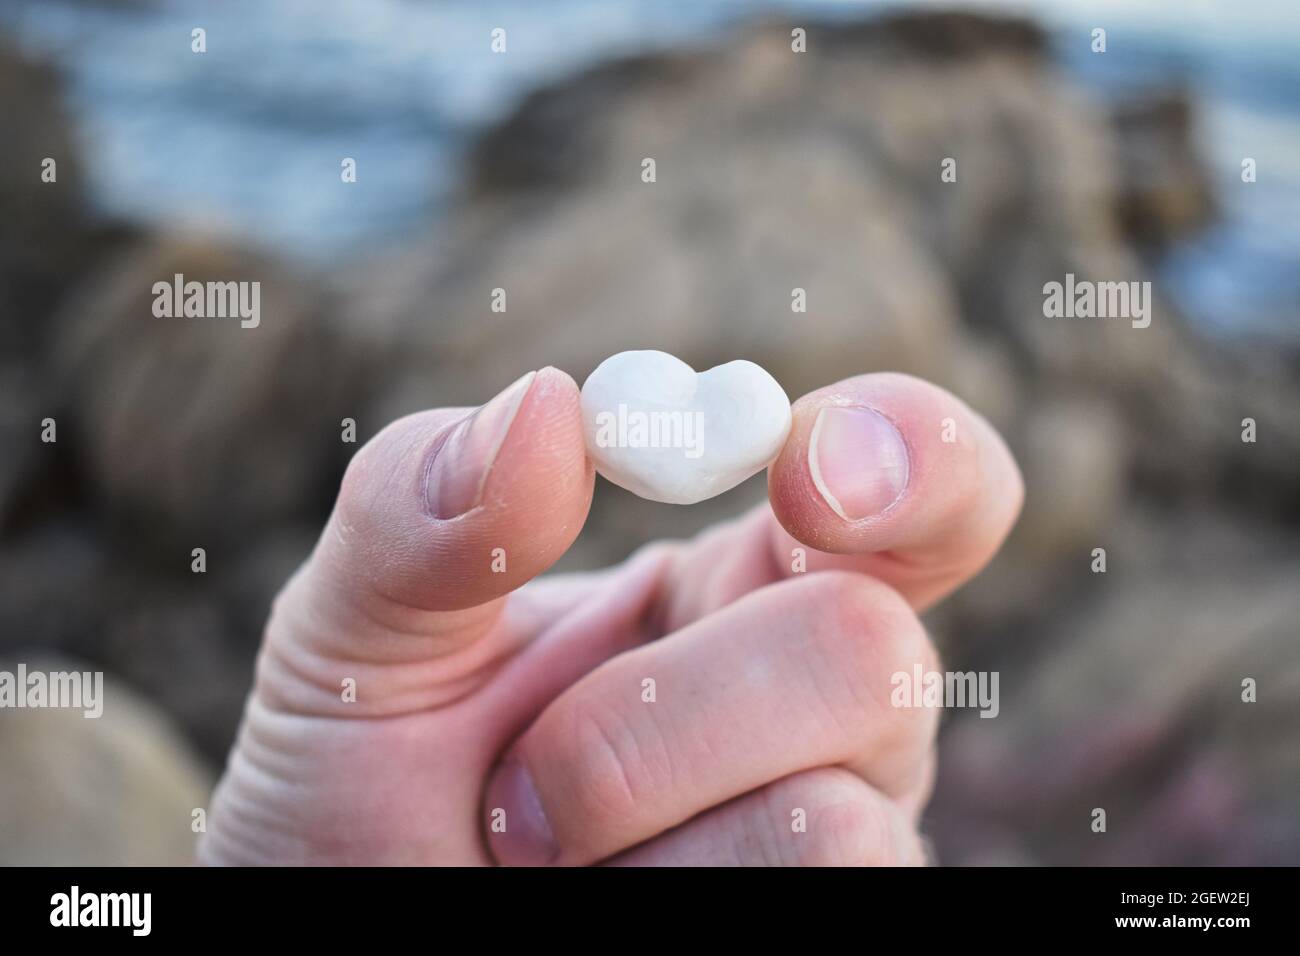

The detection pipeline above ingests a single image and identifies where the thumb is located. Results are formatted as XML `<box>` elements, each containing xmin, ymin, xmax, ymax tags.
<box><xmin>260</xmin><ymin>366</ymin><xmax>594</xmax><ymax>716</ymax></box>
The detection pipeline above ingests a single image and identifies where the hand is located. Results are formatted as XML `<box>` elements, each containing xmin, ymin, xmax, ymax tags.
<box><xmin>199</xmin><ymin>367</ymin><xmax>1022</xmax><ymax>865</ymax></box>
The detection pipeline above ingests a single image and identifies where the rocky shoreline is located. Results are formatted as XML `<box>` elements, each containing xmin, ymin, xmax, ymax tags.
<box><xmin>2</xmin><ymin>12</ymin><xmax>1297</xmax><ymax>864</ymax></box>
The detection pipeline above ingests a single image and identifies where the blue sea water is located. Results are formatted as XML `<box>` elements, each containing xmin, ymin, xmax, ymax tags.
<box><xmin>2</xmin><ymin>0</ymin><xmax>1296</xmax><ymax>338</ymax></box>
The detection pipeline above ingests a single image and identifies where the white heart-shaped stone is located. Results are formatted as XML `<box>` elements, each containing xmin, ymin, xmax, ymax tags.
<box><xmin>580</xmin><ymin>350</ymin><xmax>792</xmax><ymax>504</ymax></box>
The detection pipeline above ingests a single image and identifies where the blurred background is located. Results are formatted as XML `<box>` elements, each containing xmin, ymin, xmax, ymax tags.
<box><xmin>1</xmin><ymin>0</ymin><xmax>1297</xmax><ymax>865</ymax></box>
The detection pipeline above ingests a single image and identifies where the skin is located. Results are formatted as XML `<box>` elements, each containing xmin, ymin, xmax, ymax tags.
<box><xmin>199</xmin><ymin>367</ymin><xmax>1023</xmax><ymax>866</ymax></box>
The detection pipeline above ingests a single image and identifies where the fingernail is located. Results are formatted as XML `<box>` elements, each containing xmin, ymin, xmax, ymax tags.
<box><xmin>808</xmin><ymin>405</ymin><xmax>910</xmax><ymax>520</ymax></box>
<box><xmin>484</xmin><ymin>758</ymin><xmax>558</xmax><ymax>866</ymax></box>
<box><xmin>425</xmin><ymin>370</ymin><xmax>536</xmax><ymax>519</ymax></box>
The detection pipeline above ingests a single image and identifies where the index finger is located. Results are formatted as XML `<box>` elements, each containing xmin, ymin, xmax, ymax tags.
<box><xmin>766</xmin><ymin>371</ymin><xmax>1024</xmax><ymax>611</ymax></box>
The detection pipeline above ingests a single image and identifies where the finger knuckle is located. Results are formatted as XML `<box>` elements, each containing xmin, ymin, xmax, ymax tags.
<box><xmin>559</xmin><ymin>700</ymin><xmax>656</xmax><ymax>834</ymax></box>
<box><xmin>803</xmin><ymin>571</ymin><xmax>936</xmax><ymax>687</ymax></box>
<box><xmin>800</xmin><ymin>788</ymin><xmax>897</xmax><ymax>867</ymax></box>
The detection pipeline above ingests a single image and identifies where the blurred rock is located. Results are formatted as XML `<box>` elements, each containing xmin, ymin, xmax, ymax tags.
<box><xmin>0</xmin><ymin>40</ymin><xmax>92</xmax><ymax>360</ymax></box>
<box><xmin>0</xmin><ymin>655</ymin><xmax>213</xmax><ymax>865</ymax></box>
<box><xmin>1112</xmin><ymin>89</ymin><xmax>1217</xmax><ymax>247</ymax></box>
<box><xmin>0</xmin><ymin>41</ymin><xmax>143</xmax><ymax>357</ymax></box>
<box><xmin>1015</xmin><ymin>397</ymin><xmax>1128</xmax><ymax>559</ymax></box>
<box><xmin>0</xmin><ymin>520</ymin><xmax>307</xmax><ymax>762</ymax></box>
<box><xmin>4</xmin><ymin>7</ymin><xmax>1299</xmax><ymax>868</ymax></box>
<box><xmin>927</xmin><ymin>511</ymin><xmax>1300</xmax><ymax>865</ymax></box>
<box><xmin>345</xmin><ymin>8</ymin><xmax>1300</xmax><ymax>867</ymax></box>
<box><xmin>52</xmin><ymin>233</ymin><xmax>364</xmax><ymax>557</ymax></box>
<box><xmin>0</xmin><ymin>368</ymin><xmax>50</xmax><ymax>529</ymax></box>
<box><xmin>353</xmin><ymin>10</ymin><xmax>1297</xmax><ymax>561</ymax></box>
<box><xmin>0</xmin><ymin>41</ymin><xmax>138</xmax><ymax>534</ymax></box>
